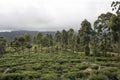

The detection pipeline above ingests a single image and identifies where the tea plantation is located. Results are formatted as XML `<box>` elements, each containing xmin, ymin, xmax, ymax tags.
<box><xmin>0</xmin><ymin>50</ymin><xmax>120</xmax><ymax>80</ymax></box>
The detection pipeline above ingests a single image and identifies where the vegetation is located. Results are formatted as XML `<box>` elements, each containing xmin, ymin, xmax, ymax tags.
<box><xmin>0</xmin><ymin>1</ymin><xmax>120</xmax><ymax>80</ymax></box>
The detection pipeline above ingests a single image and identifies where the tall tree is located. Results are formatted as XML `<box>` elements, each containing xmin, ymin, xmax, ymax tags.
<box><xmin>68</xmin><ymin>28</ymin><xmax>74</xmax><ymax>52</ymax></box>
<box><xmin>61</xmin><ymin>29</ymin><xmax>68</xmax><ymax>51</ymax></box>
<box><xmin>0</xmin><ymin>37</ymin><xmax>6</xmax><ymax>54</ymax></box>
<box><xmin>26</xmin><ymin>44</ymin><xmax>32</xmax><ymax>57</ymax></box>
<box><xmin>79</xmin><ymin>19</ymin><xmax>93</xmax><ymax>56</ymax></box>
<box><xmin>54</xmin><ymin>31</ymin><xmax>61</xmax><ymax>51</ymax></box>
<box><xmin>36</xmin><ymin>32</ymin><xmax>43</xmax><ymax>52</ymax></box>
<box><xmin>41</xmin><ymin>35</ymin><xmax>49</xmax><ymax>48</ymax></box>
<box><xmin>46</xmin><ymin>34</ymin><xmax>53</xmax><ymax>53</ymax></box>
<box><xmin>75</xmin><ymin>34</ymin><xmax>81</xmax><ymax>52</ymax></box>
<box><xmin>24</xmin><ymin>33</ymin><xmax>31</xmax><ymax>43</ymax></box>
<box><xmin>18</xmin><ymin>36</ymin><xmax>26</xmax><ymax>54</ymax></box>
<box><xmin>109</xmin><ymin>1</ymin><xmax>120</xmax><ymax>59</ymax></box>
<box><xmin>11</xmin><ymin>37</ymin><xmax>21</xmax><ymax>52</ymax></box>
<box><xmin>94</xmin><ymin>12</ymin><xmax>113</xmax><ymax>56</ymax></box>
<box><xmin>24</xmin><ymin>33</ymin><xmax>32</xmax><ymax>55</ymax></box>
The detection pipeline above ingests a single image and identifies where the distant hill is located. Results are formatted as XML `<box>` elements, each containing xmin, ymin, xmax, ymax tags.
<box><xmin>0</xmin><ymin>30</ymin><xmax>55</xmax><ymax>41</ymax></box>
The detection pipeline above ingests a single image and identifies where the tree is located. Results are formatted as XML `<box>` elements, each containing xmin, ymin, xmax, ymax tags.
<box><xmin>79</xmin><ymin>19</ymin><xmax>93</xmax><ymax>56</ymax></box>
<box><xmin>109</xmin><ymin>16</ymin><xmax>120</xmax><ymax>54</ymax></box>
<box><xmin>91</xmin><ymin>30</ymin><xmax>100</xmax><ymax>56</ymax></box>
<box><xmin>36</xmin><ymin>32</ymin><xmax>43</xmax><ymax>52</ymax></box>
<box><xmin>68</xmin><ymin>28</ymin><xmax>75</xmax><ymax>52</ymax></box>
<box><xmin>54</xmin><ymin>31</ymin><xmax>61</xmax><ymax>51</ymax></box>
<box><xmin>24</xmin><ymin>33</ymin><xmax>31</xmax><ymax>43</ymax></box>
<box><xmin>72</xmin><ymin>34</ymin><xmax>77</xmax><ymax>53</ymax></box>
<box><xmin>109</xmin><ymin>1</ymin><xmax>120</xmax><ymax>59</ymax></box>
<box><xmin>46</xmin><ymin>34</ymin><xmax>53</xmax><ymax>53</ymax></box>
<box><xmin>41</xmin><ymin>35</ymin><xmax>49</xmax><ymax>47</ymax></box>
<box><xmin>94</xmin><ymin>12</ymin><xmax>113</xmax><ymax>56</ymax></box>
<box><xmin>26</xmin><ymin>44</ymin><xmax>32</xmax><ymax>57</ymax></box>
<box><xmin>24</xmin><ymin>33</ymin><xmax>32</xmax><ymax>55</ymax></box>
<box><xmin>68</xmin><ymin>28</ymin><xmax>74</xmax><ymax>49</ymax></box>
<box><xmin>75</xmin><ymin>34</ymin><xmax>81</xmax><ymax>52</ymax></box>
<box><xmin>61</xmin><ymin>29</ymin><xmax>68</xmax><ymax>51</ymax></box>
<box><xmin>18</xmin><ymin>36</ymin><xmax>26</xmax><ymax>54</ymax></box>
<box><xmin>11</xmin><ymin>37</ymin><xmax>21</xmax><ymax>52</ymax></box>
<box><xmin>0</xmin><ymin>37</ymin><xmax>6</xmax><ymax>54</ymax></box>
<box><xmin>111</xmin><ymin>1</ymin><xmax>120</xmax><ymax>15</ymax></box>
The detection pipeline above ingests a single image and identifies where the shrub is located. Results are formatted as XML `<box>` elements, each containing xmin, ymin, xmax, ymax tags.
<box><xmin>89</xmin><ymin>73</ymin><xmax>108</xmax><ymax>80</ymax></box>
<box><xmin>99</xmin><ymin>67</ymin><xmax>118</xmax><ymax>80</ymax></box>
<box><xmin>78</xmin><ymin>65</ymin><xmax>88</xmax><ymax>70</ymax></box>
<box><xmin>65</xmin><ymin>72</ymin><xmax>76</xmax><ymax>80</ymax></box>
<box><xmin>91</xmin><ymin>65</ymin><xmax>99</xmax><ymax>70</ymax></box>
<box><xmin>76</xmin><ymin>71</ymin><xmax>89</xmax><ymax>78</ymax></box>
<box><xmin>1</xmin><ymin>73</ymin><xmax>24</xmax><ymax>80</ymax></box>
<box><xmin>40</xmin><ymin>73</ymin><xmax>58</xmax><ymax>80</ymax></box>
<box><xmin>32</xmin><ymin>63</ymin><xmax>42</xmax><ymax>70</ymax></box>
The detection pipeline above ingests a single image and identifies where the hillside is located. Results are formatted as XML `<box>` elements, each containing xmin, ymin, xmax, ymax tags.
<box><xmin>0</xmin><ymin>50</ymin><xmax>120</xmax><ymax>80</ymax></box>
<box><xmin>0</xmin><ymin>30</ymin><xmax>55</xmax><ymax>41</ymax></box>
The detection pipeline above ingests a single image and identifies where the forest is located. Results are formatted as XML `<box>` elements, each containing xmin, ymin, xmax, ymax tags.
<box><xmin>0</xmin><ymin>1</ymin><xmax>120</xmax><ymax>80</ymax></box>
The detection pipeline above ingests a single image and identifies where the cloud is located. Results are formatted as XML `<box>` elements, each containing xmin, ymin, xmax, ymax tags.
<box><xmin>0</xmin><ymin>0</ymin><xmax>114</xmax><ymax>31</ymax></box>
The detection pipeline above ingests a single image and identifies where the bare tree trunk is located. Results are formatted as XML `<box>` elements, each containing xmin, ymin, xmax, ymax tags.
<box><xmin>29</xmin><ymin>49</ymin><xmax>30</xmax><ymax>57</ymax></box>
<box><xmin>93</xmin><ymin>35</ymin><xmax>96</xmax><ymax>56</ymax></box>
<box><xmin>104</xmin><ymin>33</ymin><xmax>107</xmax><ymax>57</ymax></box>
<box><xmin>22</xmin><ymin>46</ymin><xmax>24</xmax><ymax>54</ymax></box>
<box><xmin>118</xmin><ymin>32</ymin><xmax>120</xmax><ymax>61</ymax></box>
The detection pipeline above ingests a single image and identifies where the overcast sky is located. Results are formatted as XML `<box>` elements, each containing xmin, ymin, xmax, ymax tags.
<box><xmin>0</xmin><ymin>0</ymin><xmax>115</xmax><ymax>31</ymax></box>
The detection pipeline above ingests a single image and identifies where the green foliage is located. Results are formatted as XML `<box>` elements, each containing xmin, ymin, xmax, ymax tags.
<box><xmin>85</xmin><ymin>45</ymin><xmax>90</xmax><ymax>56</ymax></box>
<box><xmin>41</xmin><ymin>73</ymin><xmax>58</xmax><ymax>80</ymax></box>
<box><xmin>79</xmin><ymin>19</ymin><xmax>93</xmax><ymax>55</ymax></box>
<box><xmin>0</xmin><ymin>37</ymin><xmax>6</xmax><ymax>54</ymax></box>
<box><xmin>89</xmin><ymin>73</ymin><xmax>108</xmax><ymax>80</ymax></box>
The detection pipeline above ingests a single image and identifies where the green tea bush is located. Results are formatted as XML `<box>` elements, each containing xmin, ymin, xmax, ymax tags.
<box><xmin>78</xmin><ymin>65</ymin><xmax>88</xmax><ymax>70</ymax></box>
<box><xmin>76</xmin><ymin>71</ymin><xmax>89</xmax><ymax>78</ymax></box>
<box><xmin>91</xmin><ymin>65</ymin><xmax>99</xmax><ymax>70</ymax></box>
<box><xmin>32</xmin><ymin>63</ymin><xmax>42</xmax><ymax>70</ymax></box>
<box><xmin>1</xmin><ymin>73</ymin><xmax>24</xmax><ymax>80</ymax></box>
<box><xmin>99</xmin><ymin>67</ymin><xmax>118</xmax><ymax>80</ymax></box>
<box><xmin>40</xmin><ymin>73</ymin><xmax>58</xmax><ymax>80</ymax></box>
<box><xmin>64</xmin><ymin>72</ymin><xmax>77</xmax><ymax>80</ymax></box>
<box><xmin>89</xmin><ymin>73</ymin><xmax>108</xmax><ymax>80</ymax></box>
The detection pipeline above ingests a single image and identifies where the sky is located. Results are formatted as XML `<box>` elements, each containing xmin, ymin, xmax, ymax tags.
<box><xmin>0</xmin><ymin>0</ymin><xmax>116</xmax><ymax>31</ymax></box>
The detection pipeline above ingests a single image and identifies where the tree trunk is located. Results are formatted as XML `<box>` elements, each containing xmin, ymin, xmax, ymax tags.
<box><xmin>22</xmin><ymin>46</ymin><xmax>24</xmax><ymax>54</ymax></box>
<box><xmin>104</xmin><ymin>33</ymin><xmax>107</xmax><ymax>57</ymax></box>
<box><xmin>93</xmin><ymin>35</ymin><xmax>96</xmax><ymax>56</ymax></box>
<box><xmin>29</xmin><ymin>49</ymin><xmax>30</xmax><ymax>57</ymax></box>
<box><xmin>118</xmin><ymin>32</ymin><xmax>120</xmax><ymax>61</ymax></box>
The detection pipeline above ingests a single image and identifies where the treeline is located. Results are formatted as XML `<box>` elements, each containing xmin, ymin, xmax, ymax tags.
<box><xmin>0</xmin><ymin>1</ymin><xmax>120</xmax><ymax>57</ymax></box>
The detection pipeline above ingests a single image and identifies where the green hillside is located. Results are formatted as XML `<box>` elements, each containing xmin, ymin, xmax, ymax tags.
<box><xmin>0</xmin><ymin>49</ymin><xmax>120</xmax><ymax>80</ymax></box>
